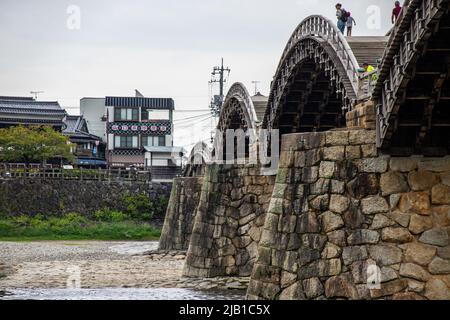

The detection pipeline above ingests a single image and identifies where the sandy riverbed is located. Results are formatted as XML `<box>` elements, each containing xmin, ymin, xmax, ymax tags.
<box><xmin>0</xmin><ymin>241</ymin><xmax>248</xmax><ymax>298</ymax></box>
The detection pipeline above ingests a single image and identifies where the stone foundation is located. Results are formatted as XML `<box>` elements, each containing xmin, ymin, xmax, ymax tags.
<box><xmin>345</xmin><ymin>101</ymin><xmax>376</xmax><ymax>130</ymax></box>
<box><xmin>184</xmin><ymin>164</ymin><xmax>275</xmax><ymax>278</ymax></box>
<box><xmin>0</xmin><ymin>179</ymin><xmax>171</xmax><ymax>217</ymax></box>
<box><xmin>159</xmin><ymin>177</ymin><xmax>203</xmax><ymax>250</ymax></box>
<box><xmin>247</xmin><ymin>129</ymin><xmax>450</xmax><ymax>300</ymax></box>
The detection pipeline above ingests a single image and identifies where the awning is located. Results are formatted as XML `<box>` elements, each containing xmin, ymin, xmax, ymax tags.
<box><xmin>76</xmin><ymin>158</ymin><xmax>107</xmax><ymax>166</ymax></box>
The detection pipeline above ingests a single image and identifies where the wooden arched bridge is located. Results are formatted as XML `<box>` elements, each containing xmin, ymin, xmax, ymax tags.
<box><xmin>213</xmin><ymin>0</ymin><xmax>450</xmax><ymax>155</ymax></box>
<box><xmin>161</xmin><ymin>0</ymin><xmax>450</xmax><ymax>301</ymax></box>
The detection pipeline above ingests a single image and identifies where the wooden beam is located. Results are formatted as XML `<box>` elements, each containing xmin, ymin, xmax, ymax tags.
<box><xmin>416</xmin><ymin>57</ymin><xmax>450</xmax><ymax>147</ymax></box>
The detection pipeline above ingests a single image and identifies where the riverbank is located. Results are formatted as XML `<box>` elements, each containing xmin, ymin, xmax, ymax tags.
<box><xmin>0</xmin><ymin>241</ymin><xmax>247</xmax><ymax>300</ymax></box>
<box><xmin>0</xmin><ymin>215</ymin><xmax>162</xmax><ymax>241</ymax></box>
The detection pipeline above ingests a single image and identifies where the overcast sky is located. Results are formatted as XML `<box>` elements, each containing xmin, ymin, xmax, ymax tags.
<box><xmin>0</xmin><ymin>0</ymin><xmax>393</xmax><ymax>149</ymax></box>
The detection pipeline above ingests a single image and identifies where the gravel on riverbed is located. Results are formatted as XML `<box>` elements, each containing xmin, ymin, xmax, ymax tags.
<box><xmin>0</xmin><ymin>241</ymin><xmax>249</xmax><ymax>293</ymax></box>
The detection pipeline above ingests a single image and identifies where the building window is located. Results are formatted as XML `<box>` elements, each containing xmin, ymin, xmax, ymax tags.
<box><xmin>114</xmin><ymin>136</ymin><xmax>139</xmax><ymax>148</ymax></box>
<box><xmin>142</xmin><ymin>136</ymin><xmax>166</xmax><ymax>147</ymax></box>
<box><xmin>114</xmin><ymin>108</ymin><xmax>139</xmax><ymax>121</ymax></box>
<box><xmin>142</xmin><ymin>109</ymin><xmax>170</xmax><ymax>121</ymax></box>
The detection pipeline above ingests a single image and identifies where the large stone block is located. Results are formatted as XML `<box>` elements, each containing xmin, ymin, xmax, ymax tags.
<box><xmin>342</xmin><ymin>246</ymin><xmax>368</xmax><ymax>266</ymax></box>
<box><xmin>321</xmin><ymin>242</ymin><xmax>342</xmax><ymax>259</ymax></box>
<box><xmin>370</xmin><ymin>214</ymin><xmax>395</xmax><ymax>230</ymax></box>
<box><xmin>329</xmin><ymin>195</ymin><xmax>350</xmax><ymax>214</ymax></box>
<box><xmin>380</xmin><ymin>172</ymin><xmax>409</xmax><ymax>196</ymax></box>
<box><xmin>321</xmin><ymin>211</ymin><xmax>345</xmax><ymax>233</ymax></box>
<box><xmin>431</xmin><ymin>184</ymin><xmax>450</xmax><ymax>205</ymax></box>
<box><xmin>361</xmin><ymin>196</ymin><xmax>389</xmax><ymax>215</ymax></box>
<box><xmin>409</xmin><ymin>215</ymin><xmax>433</xmax><ymax>235</ymax></box>
<box><xmin>419</xmin><ymin>228</ymin><xmax>449</xmax><ymax>247</ymax></box>
<box><xmin>348</xmin><ymin>174</ymin><xmax>379</xmax><ymax>199</ymax></box>
<box><xmin>345</xmin><ymin>146</ymin><xmax>361</xmax><ymax>160</ymax></box>
<box><xmin>356</xmin><ymin>157</ymin><xmax>388</xmax><ymax>173</ymax></box>
<box><xmin>390</xmin><ymin>158</ymin><xmax>419</xmax><ymax>172</ymax></box>
<box><xmin>407</xmin><ymin>171</ymin><xmax>440</xmax><ymax>191</ymax></box>
<box><xmin>399</xmin><ymin>263</ymin><xmax>431</xmax><ymax>282</ymax></box>
<box><xmin>418</xmin><ymin>158</ymin><xmax>450</xmax><ymax>172</ymax></box>
<box><xmin>278</xmin><ymin>281</ymin><xmax>305</xmax><ymax>300</ymax></box>
<box><xmin>324</xmin><ymin>273</ymin><xmax>359</xmax><ymax>299</ymax></box>
<box><xmin>398</xmin><ymin>192</ymin><xmax>431</xmax><ymax>215</ymax></box>
<box><xmin>347</xmin><ymin>229</ymin><xmax>380</xmax><ymax>245</ymax></box>
<box><xmin>369</xmin><ymin>279</ymin><xmax>407</xmax><ymax>299</ymax></box>
<box><xmin>428</xmin><ymin>257</ymin><xmax>450</xmax><ymax>275</ymax></box>
<box><xmin>303</xmin><ymin>278</ymin><xmax>324</xmax><ymax>299</ymax></box>
<box><xmin>441</xmin><ymin>172</ymin><xmax>450</xmax><ymax>187</ymax></box>
<box><xmin>424</xmin><ymin>279</ymin><xmax>450</xmax><ymax>300</ymax></box>
<box><xmin>368</xmin><ymin>245</ymin><xmax>403</xmax><ymax>266</ymax></box>
<box><xmin>348</xmin><ymin>129</ymin><xmax>376</xmax><ymax>145</ymax></box>
<box><xmin>325</xmin><ymin>130</ymin><xmax>349</xmax><ymax>146</ymax></box>
<box><xmin>381</xmin><ymin>227</ymin><xmax>414</xmax><ymax>243</ymax></box>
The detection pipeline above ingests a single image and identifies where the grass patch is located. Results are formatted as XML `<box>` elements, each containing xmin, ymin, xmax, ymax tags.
<box><xmin>0</xmin><ymin>214</ymin><xmax>161</xmax><ymax>241</ymax></box>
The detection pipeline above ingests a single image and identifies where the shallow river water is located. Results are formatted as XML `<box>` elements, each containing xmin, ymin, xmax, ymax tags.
<box><xmin>0</xmin><ymin>288</ymin><xmax>245</xmax><ymax>300</ymax></box>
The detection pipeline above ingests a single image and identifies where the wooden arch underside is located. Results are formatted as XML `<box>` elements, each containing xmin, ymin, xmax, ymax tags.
<box><xmin>273</xmin><ymin>59</ymin><xmax>346</xmax><ymax>136</ymax></box>
<box><xmin>265</xmin><ymin>38</ymin><xmax>356</xmax><ymax>135</ymax></box>
<box><xmin>382</xmin><ymin>8</ymin><xmax>450</xmax><ymax>156</ymax></box>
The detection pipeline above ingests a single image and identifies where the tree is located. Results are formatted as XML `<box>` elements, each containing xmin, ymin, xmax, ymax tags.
<box><xmin>0</xmin><ymin>126</ymin><xmax>75</xmax><ymax>164</ymax></box>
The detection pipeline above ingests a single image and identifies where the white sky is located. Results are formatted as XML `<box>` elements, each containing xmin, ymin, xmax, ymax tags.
<box><xmin>0</xmin><ymin>0</ymin><xmax>393</xmax><ymax>150</ymax></box>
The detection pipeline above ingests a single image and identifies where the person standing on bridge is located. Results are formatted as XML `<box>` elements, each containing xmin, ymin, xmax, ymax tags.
<box><xmin>335</xmin><ymin>3</ymin><xmax>348</xmax><ymax>34</ymax></box>
<box><xmin>346</xmin><ymin>12</ymin><xmax>356</xmax><ymax>37</ymax></box>
<box><xmin>363</xmin><ymin>62</ymin><xmax>378</xmax><ymax>81</ymax></box>
<box><xmin>392</xmin><ymin>1</ymin><xmax>402</xmax><ymax>24</ymax></box>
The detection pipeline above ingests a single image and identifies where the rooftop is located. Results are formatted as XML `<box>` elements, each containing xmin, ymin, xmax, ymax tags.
<box><xmin>63</xmin><ymin>115</ymin><xmax>101</xmax><ymax>141</ymax></box>
<box><xmin>105</xmin><ymin>96</ymin><xmax>175</xmax><ymax>110</ymax></box>
<box><xmin>0</xmin><ymin>96</ymin><xmax>66</xmax><ymax>114</ymax></box>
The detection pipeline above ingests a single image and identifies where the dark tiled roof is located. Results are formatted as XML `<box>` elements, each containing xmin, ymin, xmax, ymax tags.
<box><xmin>0</xmin><ymin>96</ymin><xmax>66</xmax><ymax>114</ymax></box>
<box><xmin>105</xmin><ymin>96</ymin><xmax>175</xmax><ymax>110</ymax></box>
<box><xmin>63</xmin><ymin>115</ymin><xmax>101</xmax><ymax>141</ymax></box>
<box><xmin>63</xmin><ymin>115</ymin><xmax>84</xmax><ymax>133</ymax></box>
<box><xmin>0</xmin><ymin>96</ymin><xmax>35</xmax><ymax>101</ymax></box>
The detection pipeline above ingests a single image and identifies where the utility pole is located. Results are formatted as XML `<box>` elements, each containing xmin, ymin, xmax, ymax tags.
<box><xmin>30</xmin><ymin>91</ymin><xmax>44</xmax><ymax>100</ymax></box>
<box><xmin>251</xmin><ymin>81</ymin><xmax>260</xmax><ymax>95</ymax></box>
<box><xmin>209</xmin><ymin>58</ymin><xmax>231</xmax><ymax>117</ymax></box>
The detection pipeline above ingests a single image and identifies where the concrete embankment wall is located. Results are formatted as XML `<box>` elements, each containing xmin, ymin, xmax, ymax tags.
<box><xmin>159</xmin><ymin>177</ymin><xmax>203</xmax><ymax>250</ymax></box>
<box><xmin>183</xmin><ymin>164</ymin><xmax>275</xmax><ymax>277</ymax></box>
<box><xmin>0</xmin><ymin>179</ymin><xmax>171</xmax><ymax>217</ymax></box>
<box><xmin>246</xmin><ymin>129</ymin><xmax>450</xmax><ymax>300</ymax></box>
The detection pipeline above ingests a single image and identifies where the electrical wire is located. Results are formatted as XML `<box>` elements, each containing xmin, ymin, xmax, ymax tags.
<box><xmin>173</xmin><ymin>113</ymin><xmax>212</xmax><ymax>123</ymax></box>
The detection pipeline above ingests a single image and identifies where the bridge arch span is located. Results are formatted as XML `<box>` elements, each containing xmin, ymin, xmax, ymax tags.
<box><xmin>217</xmin><ymin>82</ymin><xmax>260</xmax><ymax>133</ymax></box>
<box><xmin>183</xmin><ymin>141</ymin><xmax>212</xmax><ymax>177</ymax></box>
<box><xmin>263</xmin><ymin>15</ymin><xmax>361</xmax><ymax>135</ymax></box>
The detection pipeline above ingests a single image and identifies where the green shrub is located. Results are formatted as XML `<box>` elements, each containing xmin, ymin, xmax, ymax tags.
<box><xmin>123</xmin><ymin>194</ymin><xmax>169</xmax><ymax>221</ymax></box>
<box><xmin>94</xmin><ymin>208</ymin><xmax>129</xmax><ymax>222</ymax></box>
<box><xmin>123</xmin><ymin>194</ymin><xmax>153</xmax><ymax>221</ymax></box>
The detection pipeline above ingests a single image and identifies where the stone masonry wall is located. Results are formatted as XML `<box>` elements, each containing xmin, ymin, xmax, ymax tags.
<box><xmin>184</xmin><ymin>164</ymin><xmax>275</xmax><ymax>278</ymax></box>
<box><xmin>0</xmin><ymin>179</ymin><xmax>171</xmax><ymax>217</ymax></box>
<box><xmin>247</xmin><ymin>129</ymin><xmax>450</xmax><ymax>300</ymax></box>
<box><xmin>159</xmin><ymin>177</ymin><xmax>203</xmax><ymax>250</ymax></box>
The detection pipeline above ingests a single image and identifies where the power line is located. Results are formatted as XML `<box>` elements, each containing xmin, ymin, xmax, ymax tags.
<box><xmin>174</xmin><ymin>115</ymin><xmax>214</xmax><ymax>128</ymax></box>
<box><xmin>173</xmin><ymin>113</ymin><xmax>212</xmax><ymax>122</ymax></box>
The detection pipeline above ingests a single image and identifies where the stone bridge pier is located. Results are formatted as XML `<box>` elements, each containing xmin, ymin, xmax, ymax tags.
<box><xmin>183</xmin><ymin>164</ymin><xmax>275</xmax><ymax>277</ymax></box>
<box><xmin>246</xmin><ymin>126</ymin><xmax>450</xmax><ymax>300</ymax></box>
